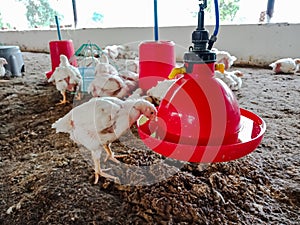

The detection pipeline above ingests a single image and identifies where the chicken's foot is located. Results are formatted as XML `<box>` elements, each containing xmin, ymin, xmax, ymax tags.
<box><xmin>103</xmin><ymin>144</ymin><xmax>126</xmax><ymax>163</ymax></box>
<box><xmin>56</xmin><ymin>91</ymin><xmax>69</xmax><ymax>105</ymax></box>
<box><xmin>94</xmin><ymin>170</ymin><xmax>120</xmax><ymax>184</ymax></box>
<box><xmin>92</xmin><ymin>151</ymin><xmax>119</xmax><ymax>184</ymax></box>
<box><xmin>74</xmin><ymin>91</ymin><xmax>82</xmax><ymax>101</ymax></box>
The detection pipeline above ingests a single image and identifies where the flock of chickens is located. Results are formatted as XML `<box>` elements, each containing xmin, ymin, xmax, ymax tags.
<box><xmin>50</xmin><ymin>46</ymin><xmax>157</xmax><ymax>183</ymax></box>
<box><xmin>45</xmin><ymin>45</ymin><xmax>300</xmax><ymax>184</ymax></box>
<box><xmin>0</xmin><ymin>44</ymin><xmax>298</xmax><ymax>183</ymax></box>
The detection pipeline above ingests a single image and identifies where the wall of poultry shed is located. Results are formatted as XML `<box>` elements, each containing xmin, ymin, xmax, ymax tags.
<box><xmin>0</xmin><ymin>23</ymin><xmax>299</xmax><ymax>66</ymax></box>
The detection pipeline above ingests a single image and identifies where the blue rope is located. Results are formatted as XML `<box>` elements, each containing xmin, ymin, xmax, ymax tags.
<box><xmin>213</xmin><ymin>0</ymin><xmax>219</xmax><ymax>36</ymax></box>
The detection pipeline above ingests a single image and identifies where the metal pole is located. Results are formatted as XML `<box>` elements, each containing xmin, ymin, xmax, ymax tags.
<box><xmin>72</xmin><ymin>0</ymin><xmax>78</xmax><ymax>28</ymax></box>
<box><xmin>154</xmin><ymin>0</ymin><xmax>159</xmax><ymax>41</ymax></box>
<box><xmin>266</xmin><ymin>0</ymin><xmax>275</xmax><ymax>22</ymax></box>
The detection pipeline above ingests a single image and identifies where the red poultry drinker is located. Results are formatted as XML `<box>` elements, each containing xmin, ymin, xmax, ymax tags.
<box><xmin>138</xmin><ymin>0</ymin><xmax>266</xmax><ymax>163</ymax></box>
<box><xmin>139</xmin><ymin>40</ymin><xmax>176</xmax><ymax>91</ymax></box>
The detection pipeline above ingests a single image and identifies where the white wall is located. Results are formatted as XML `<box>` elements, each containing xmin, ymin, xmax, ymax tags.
<box><xmin>0</xmin><ymin>23</ymin><xmax>299</xmax><ymax>66</ymax></box>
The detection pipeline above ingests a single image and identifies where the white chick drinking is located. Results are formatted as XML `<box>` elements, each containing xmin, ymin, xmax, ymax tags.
<box><xmin>48</xmin><ymin>54</ymin><xmax>82</xmax><ymax>105</ymax></box>
<box><xmin>0</xmin><ymin>57</ymin><xmax>8</xmax><ymax>78</ymax></box>
<box><xmin>212</xmin><ymin>48</ymin><xmax>237</xmax><ymax>70</ymax></box>
<box><xmin>128</xmin><ymin>79</ymin><xmax>178</xmax><ymax>106</ymax></box>
<box><xmin>214</xmin><ymin>70</ymin><xmax>243</xmax><ymax>91</ymax></box>
<box><xmin>269</xmin><ymin>58</ymin><xmax>300</xmax><ymax>74</ymax></box>
<box><xmin>52</xmin><ymin>96</ymin><xmax>157</xmax><ymax>184</ymax></box>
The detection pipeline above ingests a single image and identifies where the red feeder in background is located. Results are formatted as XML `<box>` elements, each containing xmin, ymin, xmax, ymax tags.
<box><xmin>46</xmin><ymin>16</ymin><xmax>77</xmax><ymax>79</ymax></box>
<box><xmin>46</xmin><ymin>40</ymin><xmax>77</xmax><ymax>79</ymax></box>
<box><xmin>139</xmin><ymin>40</ymin><xmax>175</xmax><ymax>90</ymax></box>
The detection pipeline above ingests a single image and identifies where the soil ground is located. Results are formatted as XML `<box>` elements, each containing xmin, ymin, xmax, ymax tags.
<box><xmin>0</xmin><ymin>52</ymin><xmax>299</xmax><ymax>224</ymax></box>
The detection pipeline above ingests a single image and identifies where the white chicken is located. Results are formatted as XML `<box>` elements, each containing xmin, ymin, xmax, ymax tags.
<box><xmin>48</xmin><ymin>55</ymin><xmax>82</xmax><ymax>105</ymax></box>
<box><xmin>119</xmin><ymin>70</ymin><xmax>138</xmax><ymax>83</ymax></box>
<box><xmin>0</xmin><ymin>57</ymin><xmax>8</xmax><ymax>77</ymax></box>
<box><xmin>214</xmin><ymin>70</ymin><xmax>244</xmax><ymax>91</ymax></box>
<box><xmin>103</xmin><ymin>45</ymin><xmax>138</xmax><ymax>60</ymax></box>
<box><xmin>125</xmin><ymin>59</ymin><xmax>139</xmax><ymax>73</ymax></box>
<box><xmin>88</xmin><ymin>55</ymin><xmax>137</xmax><ymax>99</ymax></box>
<box><xmin>146</xmin><ymin>79</ymin><xmax>177</xmax><ymax>106</ymax></box>
<box><xmin>103</xmin><ymin>45</ymin><xmax>126</xmax><ymax>60</ymax></box>
<box><xmin>118</xmin><ymin>70</ymin><xmax>139</xmax><ymax>94</ymax></box>
<box><xmin>114</xmin><ymin>59</ymin><xmax>139</xmax><ymax>74</ymax></box>
<box><xmin>269</xmin><ymin>58</ymin><xmax>300</xmax><ymax>74</ymax></box>
<box><xmin>127</xmin><ymin>88</ymin><xmax>145</xmax><ymax>100</ymax></box>
<box><xmin>212</xmin><ymin>48</ymin><xmax>237</xmax><ymax>70</ymax></box>
<box><xmin>77</xmin><ymin>56</ymin><xmax>100</xmax><ymax>68</ymax></box>
<box><xmin>52</xmin><ymin>96</ymin><xmax>157</xmax><ymax>184</ymax></box>
<box><xmin>94</xmin><ymin>54</ymin><xmax>119</xmax><ymax>75</ymax></box>
<box><xmin>87</xmin><ymin>57</ymin><xmax>123</xmax><ymax>97</ymax></box>
<box><xmin>127</xmin><ymin>78</ymin><xmax>178</xmax><ymax>106</ymax></box>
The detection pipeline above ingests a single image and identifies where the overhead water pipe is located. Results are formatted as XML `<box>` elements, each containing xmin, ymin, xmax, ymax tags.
<box><xmin>184</xmin><ymin>0</ymin><xmax>216</xmax><ymax>70</ymax></box>
<box><xmin>266</xmin><ymin>0</ymin><xmax>275</xmax><ymax>23</ymax></box>
<box><xmin>72</xmin><ymin>0</ymin><xmax>78</xmax><ymax>28</ymax></box>
<box><xmin>55</xmin><ymin>15</ymin><xmax>62</xmax><ymax>40</ymax></box>
<box><xmin>208</xmin><ymin>0</ymin><xmax>219</xmax><ymax>50</ymax></box>
<box><xmin>154</xmin><ymin>0</ymin><xmax>159</xmax><ymax>41</ymax></box>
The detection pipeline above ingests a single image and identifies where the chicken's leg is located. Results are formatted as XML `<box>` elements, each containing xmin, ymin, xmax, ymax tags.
<box><xmin>103</xmin><ymin>144</ymin><xmax>126</xmax><ymax>163</ymax></box>
<box><xmin>57</xmin><ymin>90</ymin><xmax>68</xmax><ymax>105</ymax></box>
<box><xmin>74</xmin><ymin>91</ymin><xmax>81</xmax><ymax>101</ymax></box>
<box><xmin>74</xmin><ymin>84</ymin><xmax>82</xmax><ymax>101</ymax></box>
<box><xmin>92</xmin><ymin>151</ymin><xmax>118</xmax><ymax>184</ymax></box>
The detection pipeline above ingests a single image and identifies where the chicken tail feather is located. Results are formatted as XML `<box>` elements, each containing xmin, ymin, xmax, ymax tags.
<box><xmin>52</xmin><ymin>113</ymin><xmax>73</xmax><ymax>133</ymax></box>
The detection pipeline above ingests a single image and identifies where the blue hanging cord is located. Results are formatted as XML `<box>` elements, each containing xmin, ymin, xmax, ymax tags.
<box><xmin>213</xmin><ymin>0</ymin><xmax>219</xmax><ymax>36</ymax></box>
<box><xmin>208</xmin><ymin>0</ymin><xmax>219</xmax><ymax>49</ymax></box>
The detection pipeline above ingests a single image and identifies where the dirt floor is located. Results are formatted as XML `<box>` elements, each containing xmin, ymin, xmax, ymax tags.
<box><xmin>0</xmin><ymin>52</ymin><xmax>299</xmax><ymax>224</ymax></box>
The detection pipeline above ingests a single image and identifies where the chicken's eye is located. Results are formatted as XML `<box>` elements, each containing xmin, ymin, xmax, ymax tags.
<box><xmin>150</xmin><ymin>112</ymin><xmax>154</xmax><ymax>114</ymax></box>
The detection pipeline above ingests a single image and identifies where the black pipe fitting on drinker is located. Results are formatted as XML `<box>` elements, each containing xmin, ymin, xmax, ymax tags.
<box><xmin>192</xmin><ymin>1</ymin><xmax>209</xmax><ymax>52</ymax></box>
<box><xmin>184</xmin><ymin>0</ymin><xmax>216</xmax><ymax>73</ymax></box>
